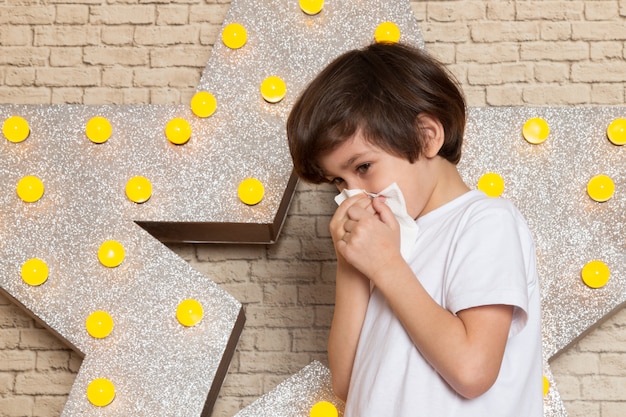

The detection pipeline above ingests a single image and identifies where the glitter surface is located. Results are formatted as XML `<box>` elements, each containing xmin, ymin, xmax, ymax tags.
<box><xmin>234</xmin><ymin>361</ymin><xmax>343</xmax><ymax>417</ymax></box>
<box><xmin>1</xmin><ymin>0</ymin><xmax>625</xmax><ymax>416</ymax></box>
<box><xmin>0</xmin><ymin>0</ymin><xmax>424</xmax><ymax>416</ymax></box>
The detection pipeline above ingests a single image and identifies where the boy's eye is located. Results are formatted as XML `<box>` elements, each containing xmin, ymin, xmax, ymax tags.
<box><xmin>356</xmin><ymin>163</ymin><xmax>371</xmax><ymax>173</ymax></box>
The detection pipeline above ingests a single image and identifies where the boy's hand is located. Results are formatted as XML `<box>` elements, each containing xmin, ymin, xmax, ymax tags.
<box><xmin>332</xmin><ymin>194</ymin><xmax>403</xmax><ymax>281</ymax></box>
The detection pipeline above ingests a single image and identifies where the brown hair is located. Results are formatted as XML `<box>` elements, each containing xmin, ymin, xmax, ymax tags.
<box><xmin>286</xmin><ymin>42</ymin><xmax>466</xmax><ymax>184</ymax></box>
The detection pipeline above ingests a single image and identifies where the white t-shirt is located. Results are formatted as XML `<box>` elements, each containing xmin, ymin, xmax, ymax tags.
<box><xmin>344</xmin><ymin>190</ymin><xmax>543</xmax><ymax>417</ymax></box>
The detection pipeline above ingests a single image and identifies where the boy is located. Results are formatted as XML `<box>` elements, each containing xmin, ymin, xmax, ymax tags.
<box><xmin>286</xmin><ymin>42</ymin><xmax>542</xmax><ymax>416</ymax></box>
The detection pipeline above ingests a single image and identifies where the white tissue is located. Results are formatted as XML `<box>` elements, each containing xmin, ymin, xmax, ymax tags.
<box><xmin>334</xmin><ymin>183</ymin><xmax>419</xmax><ymax>261</ymax></box>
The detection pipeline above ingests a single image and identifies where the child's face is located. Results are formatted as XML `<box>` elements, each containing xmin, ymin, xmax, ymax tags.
<box><xmin>318</xmin><ymin>132</ymin><xmax>443</xmax><ymax>219</ymax></box>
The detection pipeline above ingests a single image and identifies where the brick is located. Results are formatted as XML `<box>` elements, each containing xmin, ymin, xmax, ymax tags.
<box><xmin>301</xmin><ymin>237</ymin><xmax>335</xmax><ymax>261</ymax></box>
<box><xmin>219</xmin><ymin>372</ymin><xmax>264</xmax><ymax>397</ymax></box>
<box><xmin>102</xmin><ymin>68</ymin><xmax>133</xmax><ymax>87</ymax></box>
<box><xmin>156</xmin><ymin>5</ymin><xmax>189</xmax><ymax>25</ymax></box>
<box><xmin>14</xmin><ymin>371</ymin><xmax>75</xmax><ymax>395</ymax></box>
<box><xmin>101</xmin><ymin>25</ymin><xmax>135</xmax><ymax>45</ymax></box>
<box><xmin>51</xmin><ymin>88</ymin><xmax>83</xmax><ymax>104</ymax></box>
<box><xmin>19</xmin><ymin>329</ymin><xmax>68</xmax><ymax>350</ymax></box>
<box><xmin>591</xmin><ymin>83</ymin><xmax>625</xmax><ymax>104</ymax></box>
<box><xmin>267</xmin><ymin>236</ymin><xmax>302</xmax><ymax>260</ymax></box>
<box><xmin>580</xmin><ymin>375</ymin><xmax>626</xmax><ymax>401</ymax></box>
<box><xmin>245</xmin><ymin>306</ymin><xmax>315</xmax><ymax>328</ymax></box>
<box><xmin>590</xmin><ymin>41</ymin><xmax>624</xmax><ymax>60</ymax></box>
<box><xmin>49</xmin><ymin>47</ymin><xmax>83</xmax><ymax>67</ymax></box>
<box><xmin>33</xmin><ymin>395</ymin><xmax>68</xmax><ymax>417</ymax></box>
<box><xmin>560</xmin><ymin>400</ymin><xmax>599</xmax><ymax>417</ymax></box>
<box><xmin>55</xmin><ymin>5</ymin><xmax>89</xmax><ymax>24</ymax></box>
<box><xmin>0</xmin><ymin>26</ymin><xmax>31</xmax><ymax>46</ymax></box>
<box><xmin>199</xmin><ymin>25</ymin><xmax>221</xmax><ymax>46</ymax></box>
<box><xmin>520</xmin><ymin>42</ymin><xmax>589</xmax><ymax>61</ymax></box>
<box><xmin>196</xmin><ymin>244</ymin><xmax>263</xmax><ymax>262</ymax></box>
<box><xmin>90</xmin><ymin>5</ymin><xmax>155</xmax><ymax>25</ymax></box>
<box><xmin>456</xmin><ymin>43</ymin><xmax>520</xmax><ymax>64</ymax></box>
<box><xmin>134</xmin><ymin>26</ymin><xmax>199</xmax><ymax>46</ymax></box>
<box><xmin>150</xmin><ymin>46</ymin><xmax>211</xmax><ymax>67</ymax></box>
<box><xmin>0</xmin><ymin>6</ymin><xmax>55</xmax><ymax>24</ymax></box>
<box><xmin>237</xmin><ymin>351</ymin><xmax>310</xmax><ymax>373</ymax></box>
<box><xmin>0</xmin><ymin>306</ymin><xmax>33</xmax><ymax>329</ymax></box>
<box><xmin>0</xmin><ymin>396</ymin><xmax>34</xmax><ymax>417</ymax></box>
<box><xmin>253</xmin><ymin>328</ymin><xmax>290</xmax><ymax>352</ymax></box>
<box><xmin>534</xmin><ymin>62</ymin><xmax>570</xmax><ymax>83</ymax></box>
<box><xmin>0</xmin><ymin>329</ymin><xmax>20</xmax><ymax>349</ymax></box>
<box><xmin>84</xmin><ymin>46</ymin><xmax>149</xmax><ymax>66</ymax></box>
<box><xmin>470</xmin><ymin>22</ymin><xmax>539</xmax><ymax>43</ymax></box>
<box><xmin>550</xmin><ymin>374</ymin><xmax>581</xmax><ymax>400</ymax></box>
<box><xmin>297</xmin><ymin>283</ymin><xmax>334</xmax><ymax>305</ymax></box>
<box><xmin>485</xmin><ymin>85</ymin><xmax>523</xmax><ymax>106</ymax></box>
<box><xmin>572</xmin><ymin>21</ymin><xmax>626</xmax><ymax>41</ymax></box>
<box><xmin>35</xmin><ymin>351</ymin><xmax>72</xmax><ymax>371</ymax></box>
<box><xmin>427</xmin><ymin>1</ymin><xmax>485</xmax><ymax>22</ymax></box>
<box><xmin>189</xmin><ymin>4</ymin><xmax>230</xmax><ymax>25</ymax></box>
<box><xmin>132</xmin><ymin>68</ymin><xmax>198</xmax><ymax>87</ymax></box>
<box><xmin>599</xmin><ymin>353</ymin><xmax>626</xmax><ymax>374</ymax></box>
<box><xmin>0</xmin><ymin>47</ymin><xmax>49</xmax><ymax>67</ymax></box>
<box><xmin>0</xmin><ymin>372</ymin><xmax>14</xmax><ymax>393</ymax></box>
<box><xmin>219</xmin><ymin>282</ymin><xmax>263</xmax><ymax>304</ymax></box>
<box><xmin>0</xmin><ymin>87</ymin><xmax>51</xmax><ymax>104</ymax></box>
<box><xmin>523</xmin><ymin>84</ymin><xmax>591</xmax><ymax>105</ymax></box>
<box><xmin>602</xmin><ymin>401</ymin><xmax>626</xmax><ymax>417</ymax></box>
<box><xmin>0</xmin><ymin>351</ymin><xmax>36</xmax><ymax>371</ymax></box>
<box><xmin>262</xmin><ymin>283</ymin><xmax>298</xmax><ymax>305</ymax></box>
<box><xmin>250</xmin><ymin>260</ymin><xmax>319</xmax><ymax>284</ymax></box>
<box><xmin>540</xmin><ymin>22</ymin><xmax>573</xmax><ymax>41</ymax></box>
<box><xmin>292</xmin><ymin>328</ymin><xmax>329</xmax><ymax>353</ymax></box>
<box><xmin>5</xmin><ymin>68</ymin><xmax>36</xmax><ymax>87</ymax></box>
<box><xmin>487</xmin><ymin>1</ymin><xmax>515</xmax><ymax>20</ymax></box>
<box><xmin>572</xmin><ymin>62</ymin><xmax>626</xmax><ymax>83</ymax></box>
<box><xmin>34</xmin><ymin>26</ymin><xmax>98</xmax><ymax>47</ymax></box>
<box><xmin>420</xmin><ymin>22</ymin><xmax>469</xmax><ymax>43</ymax></box>
<box><xmin>35</xmin><ymin>68</ymin><xmax>100</xmax><ymax>87</ymax></box>
<box><xmin>517</xmin><ymin>2</ymin><xmax>585</xmax><ymax>21</ymax></box>
<box><xmin>585</xmin><ymin>1</ymin><xmax>619</xmax><ymax>20</ymax></box>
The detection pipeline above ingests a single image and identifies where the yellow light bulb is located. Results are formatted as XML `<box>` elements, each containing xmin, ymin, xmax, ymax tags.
<box><xmin>606</xmin><ymin>118</ymin><xmax>626</xmax><ymax>145</ymax></box>
<box><xmin>222</xmin><ymin>23</ymin><xmax>247</xmax><ymax>49</ymax></box>
<box><xmin>190</xmin><ymin>91</ymin><xmax>217</xmax><ymax>118</ymax></box>
<box><xmin>522</xmin><ymin>117</ymin><xmax>550</xmax><ymax>144</ymax></box>
<box><xmin>310</xmin><ymin>401</ymin><xmax>338</xmax><ymax>417</ymax></box>
<box><xmin>176</xmin><ymin>299</ymin><xmax>204</xmax><ymax>327</ymax></box>
<box><xmin>581</xmin><ymin>260</ymin><xmax>610</xmax><ymax>289</ymax></box>
<box><xmin>260</xmin><ymin>76</ymin><xmax>287</xmax><ymax>103</ymax></box>
<box><xmin>477</xmin><ymin>172</ymin><xmax>505</xmax><ymax>198</ymax></box>
<box><xmin>87</xmin><ymin>378</ymin><xmax>116</xmax><ymax>407</ymax></box>
<box><xmin>21</xmin><ymin>258</ymin><xmax>49</xmax><ymax>286</ymax></box>
<box><xmin>238</xmin><ymin>178</ymin><xmax>265</xmax><ymax>205</ymax></box>
<box><xmin>299</xmin><ymin>0</ymin><xmax>324</xmax><ymax>15</ymax></box>
<box><xmin>98</xmin><ymin>240</ymin><xmax>125</xmax><ymax>268</ymax></box>
<box><xmin>125</xmin><ymin>176</ymin><xmax>152</xmax><ymax>204</ymax></box>
<box><xmin>86</xmin><ymin>310</ymin><xmax>114</xmax><ymax>339</ymax></box>
<box><xmin>16</xmin><ymin>175</ymin><xmax>44</xmax><ymax>203</ymax></box>
<box><xmin>2</xmin><ymin>116</ymin><xmax>30</xmax><ymax>143</ymax></box>
<box><xmin>375</xmin><ymin>21</ymin><xmax>401</xmax><ymax>43</ymax></box>
<box><xmin>587</xmin><ymin>174</ymin><xmax>614</xmax><ymax>202</ymax></box>
<box><xmin>543</xmin><ymin>375</ymin><xmax>550</xmax><ymax>397</ymax></box>
<box><xmin>165</xmin><ymin>117</ymin><xmax>192</xmax><ymax>145</ymax></box>
<box><xmin>86</xmin><ymin>116</ymin><xmax>112</xmax><ymax>144</ymax></box>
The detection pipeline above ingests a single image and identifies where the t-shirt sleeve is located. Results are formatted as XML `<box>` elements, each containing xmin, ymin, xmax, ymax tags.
<box><xmin>444</xmin><ymin>201</ymin><xmax>531</xmax><ymax>338</ymax></box>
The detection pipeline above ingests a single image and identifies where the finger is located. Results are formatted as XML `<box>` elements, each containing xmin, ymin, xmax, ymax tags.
<box><xmin>372</xmin><ymin>196</ymin><xmax>399</xmax><ymax>226</ymax></box>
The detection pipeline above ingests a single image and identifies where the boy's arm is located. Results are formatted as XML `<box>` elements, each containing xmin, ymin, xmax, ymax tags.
<box><xmin>373</xmin><ymin>260</ymin><xmax>513</xmax><ymax>399</ymax></box>
<box><xmin>327</xmin><ymin>257</ymin><xmax>370</xmax><ymax>402</ymax></box>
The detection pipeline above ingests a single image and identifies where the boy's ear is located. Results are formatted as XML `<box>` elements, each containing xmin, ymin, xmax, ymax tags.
<box><xmin>416</xmin><ymin>113</ymin><xmax>445</xmax><ymax>158</ymax></box>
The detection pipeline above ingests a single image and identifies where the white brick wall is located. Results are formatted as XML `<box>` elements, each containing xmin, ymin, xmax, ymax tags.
<box><xmin>1</xmin><ymin>1</ymin><xmax>625</xmax><ymax>416</ymax></box>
